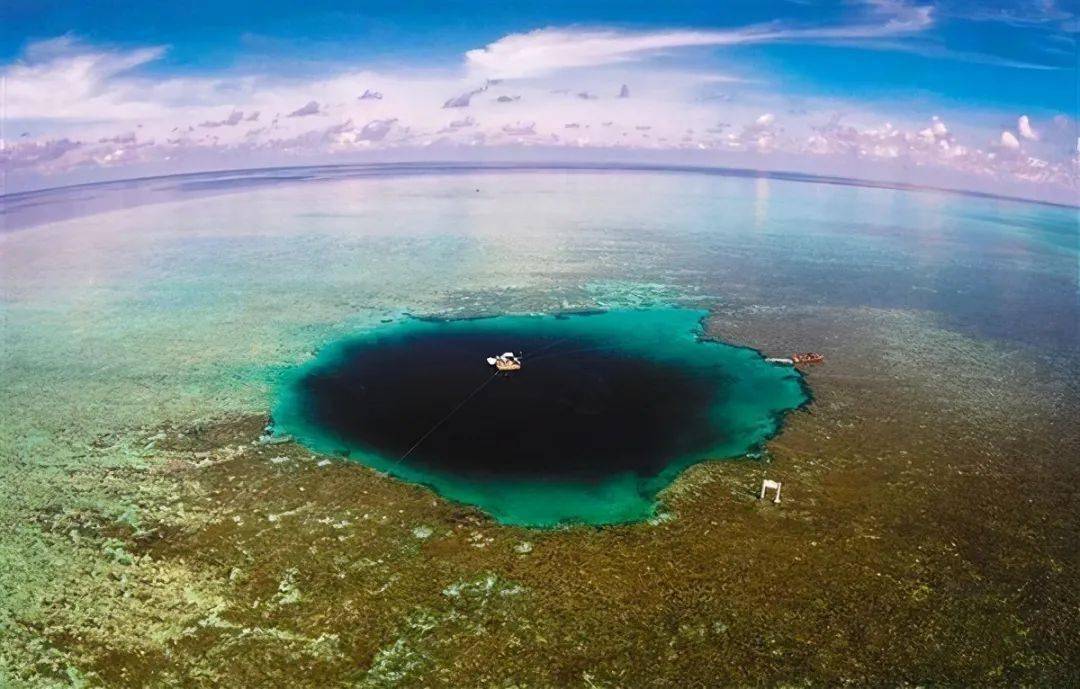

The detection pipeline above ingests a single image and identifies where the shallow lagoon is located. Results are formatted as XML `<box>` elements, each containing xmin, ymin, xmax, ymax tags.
<box><xmin>272</xmin><ymin>309</ymin><xmax>808</xmax><ymax>525</ymax></box>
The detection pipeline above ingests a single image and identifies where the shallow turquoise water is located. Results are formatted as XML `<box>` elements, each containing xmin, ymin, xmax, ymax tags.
<box><xmin>272</xmin><ymin>309</ymin><xmax>809</xmax><ymax>526</ymax></box>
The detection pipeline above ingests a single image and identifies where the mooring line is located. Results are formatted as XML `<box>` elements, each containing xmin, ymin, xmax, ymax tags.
<box><xmin>517</xmin><ymin>336</ymin><xmax>571</xmax><ymax>361</ymax></box>
<box><xmin>393</xmin><ymin>370</ymin><xmax>501</xmax><ymax>466</ymax></box>
<box><xmin>528</xmin><ymin>343</ymin><xmax>624</xmax><ymax>362</ymax></box>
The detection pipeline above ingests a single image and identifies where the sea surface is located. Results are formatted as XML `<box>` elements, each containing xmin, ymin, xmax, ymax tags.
<box><xmin>2</xmin><ymin>164</ymin><xmax>1075</xmax><ymax>474</ymax></box>
<box><xmin>2</xmin><ymin>164</ymin><xmax>1077</xmax><ymax>687</ymax></box>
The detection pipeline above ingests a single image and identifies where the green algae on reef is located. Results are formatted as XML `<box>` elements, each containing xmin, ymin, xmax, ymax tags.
<box><xmin>271</xmin><ymin>308</ymin><xmax>809</xmax><ymax>526</ymax></box>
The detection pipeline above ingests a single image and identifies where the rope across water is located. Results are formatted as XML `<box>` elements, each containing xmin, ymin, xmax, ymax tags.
<box><xmin>393</xmin><ymin>370</ymin><xmax>501</xmax><ymax>466</ymax></box>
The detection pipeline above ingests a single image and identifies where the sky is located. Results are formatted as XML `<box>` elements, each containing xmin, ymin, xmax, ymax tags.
<box><xmin>1</xmin><ymin>0</ymin><xmax>1077</xmax><ymax>202</ymax></box>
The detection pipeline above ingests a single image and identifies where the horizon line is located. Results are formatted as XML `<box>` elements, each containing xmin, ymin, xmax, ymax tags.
<box><xmin>2</xmin><ymin>160</ymin><xmax>1075</xmax><ymax>214</ymax></box>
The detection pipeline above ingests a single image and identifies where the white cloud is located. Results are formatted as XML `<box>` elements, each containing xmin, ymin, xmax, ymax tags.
<box><xmin>0</xmin><ymin>138</ymin><xmax>83</xmax><ymax>169</ymax></box>
<box><xmin>465</xmin><ymin>3</ymin><xmax>933</xmax><ymax>78</ymax></box>
<box><xmin>287</xmin><ymin>101</ymin><xmax>322</xmax><ymax>117</ymax></box>
<box><xmin>1</xmin><ymin>37</ymin><xmax>169</xmax><ymax>120</ymax></box>
<box><xmin>502</xmin><ymin>122</ymin><xmax>537</xmax><ymax>136</ymax></box>
<box><xmin>200</xmin><ymin>110</ymin><xmax>245</xmax><ymax>128</ymax></box>
<box><xmin>2</xmin><ymin>24</ymin><xmax>1075</xmax><ymax>204</ymax></box>
<box><xmin>441</xmin><ymin>116</ymin><xmax>476</xmax><ymax>132</ymax></box>
<box><xmin>356</xmin><ymin>118</ymin><xmax>398</xmax><ymax>141</ymax></box>
<box><xmin>799</xmin><ymin>114</ymin><xmax>1074</xmax><ymax>190</ymax></box>
<box><xmin>443</xmin><ymin>85</ymin><xmax>488</xmax><ymax>108</ymax></box>
<box><xmin>1017</xmin><ymin>115</ymin><xmax>1038</xmax><ymax>140</ymax></box>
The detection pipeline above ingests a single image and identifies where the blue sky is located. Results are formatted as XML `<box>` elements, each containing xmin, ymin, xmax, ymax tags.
<box><xmin>1</xmin><ymin>0</ymin><xmax>1076</xmax><ymax>200</ymax></box>
<box><xmin>5</xmin><ymin>0</ymin><xmax>1073</xmax><ymax>108</ymax></box>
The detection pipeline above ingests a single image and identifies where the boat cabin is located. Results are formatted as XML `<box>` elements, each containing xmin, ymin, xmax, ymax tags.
<box><xmin>487</xmin><ymin>351</ymin><xmax>522</xmax><ymax>371</ymax></box>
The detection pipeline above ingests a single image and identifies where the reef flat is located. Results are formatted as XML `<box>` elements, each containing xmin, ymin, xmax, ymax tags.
<box><xmin>1</xmin><ymin>168</ymin><xmax>1076</xmax><ymax>687</ymax></box>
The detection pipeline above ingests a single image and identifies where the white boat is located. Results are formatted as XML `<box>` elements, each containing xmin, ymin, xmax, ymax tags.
<box><xmin>486</xmin><ymin>352</ymin><xmax>522</xmax><ymax>371</ymax></box>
